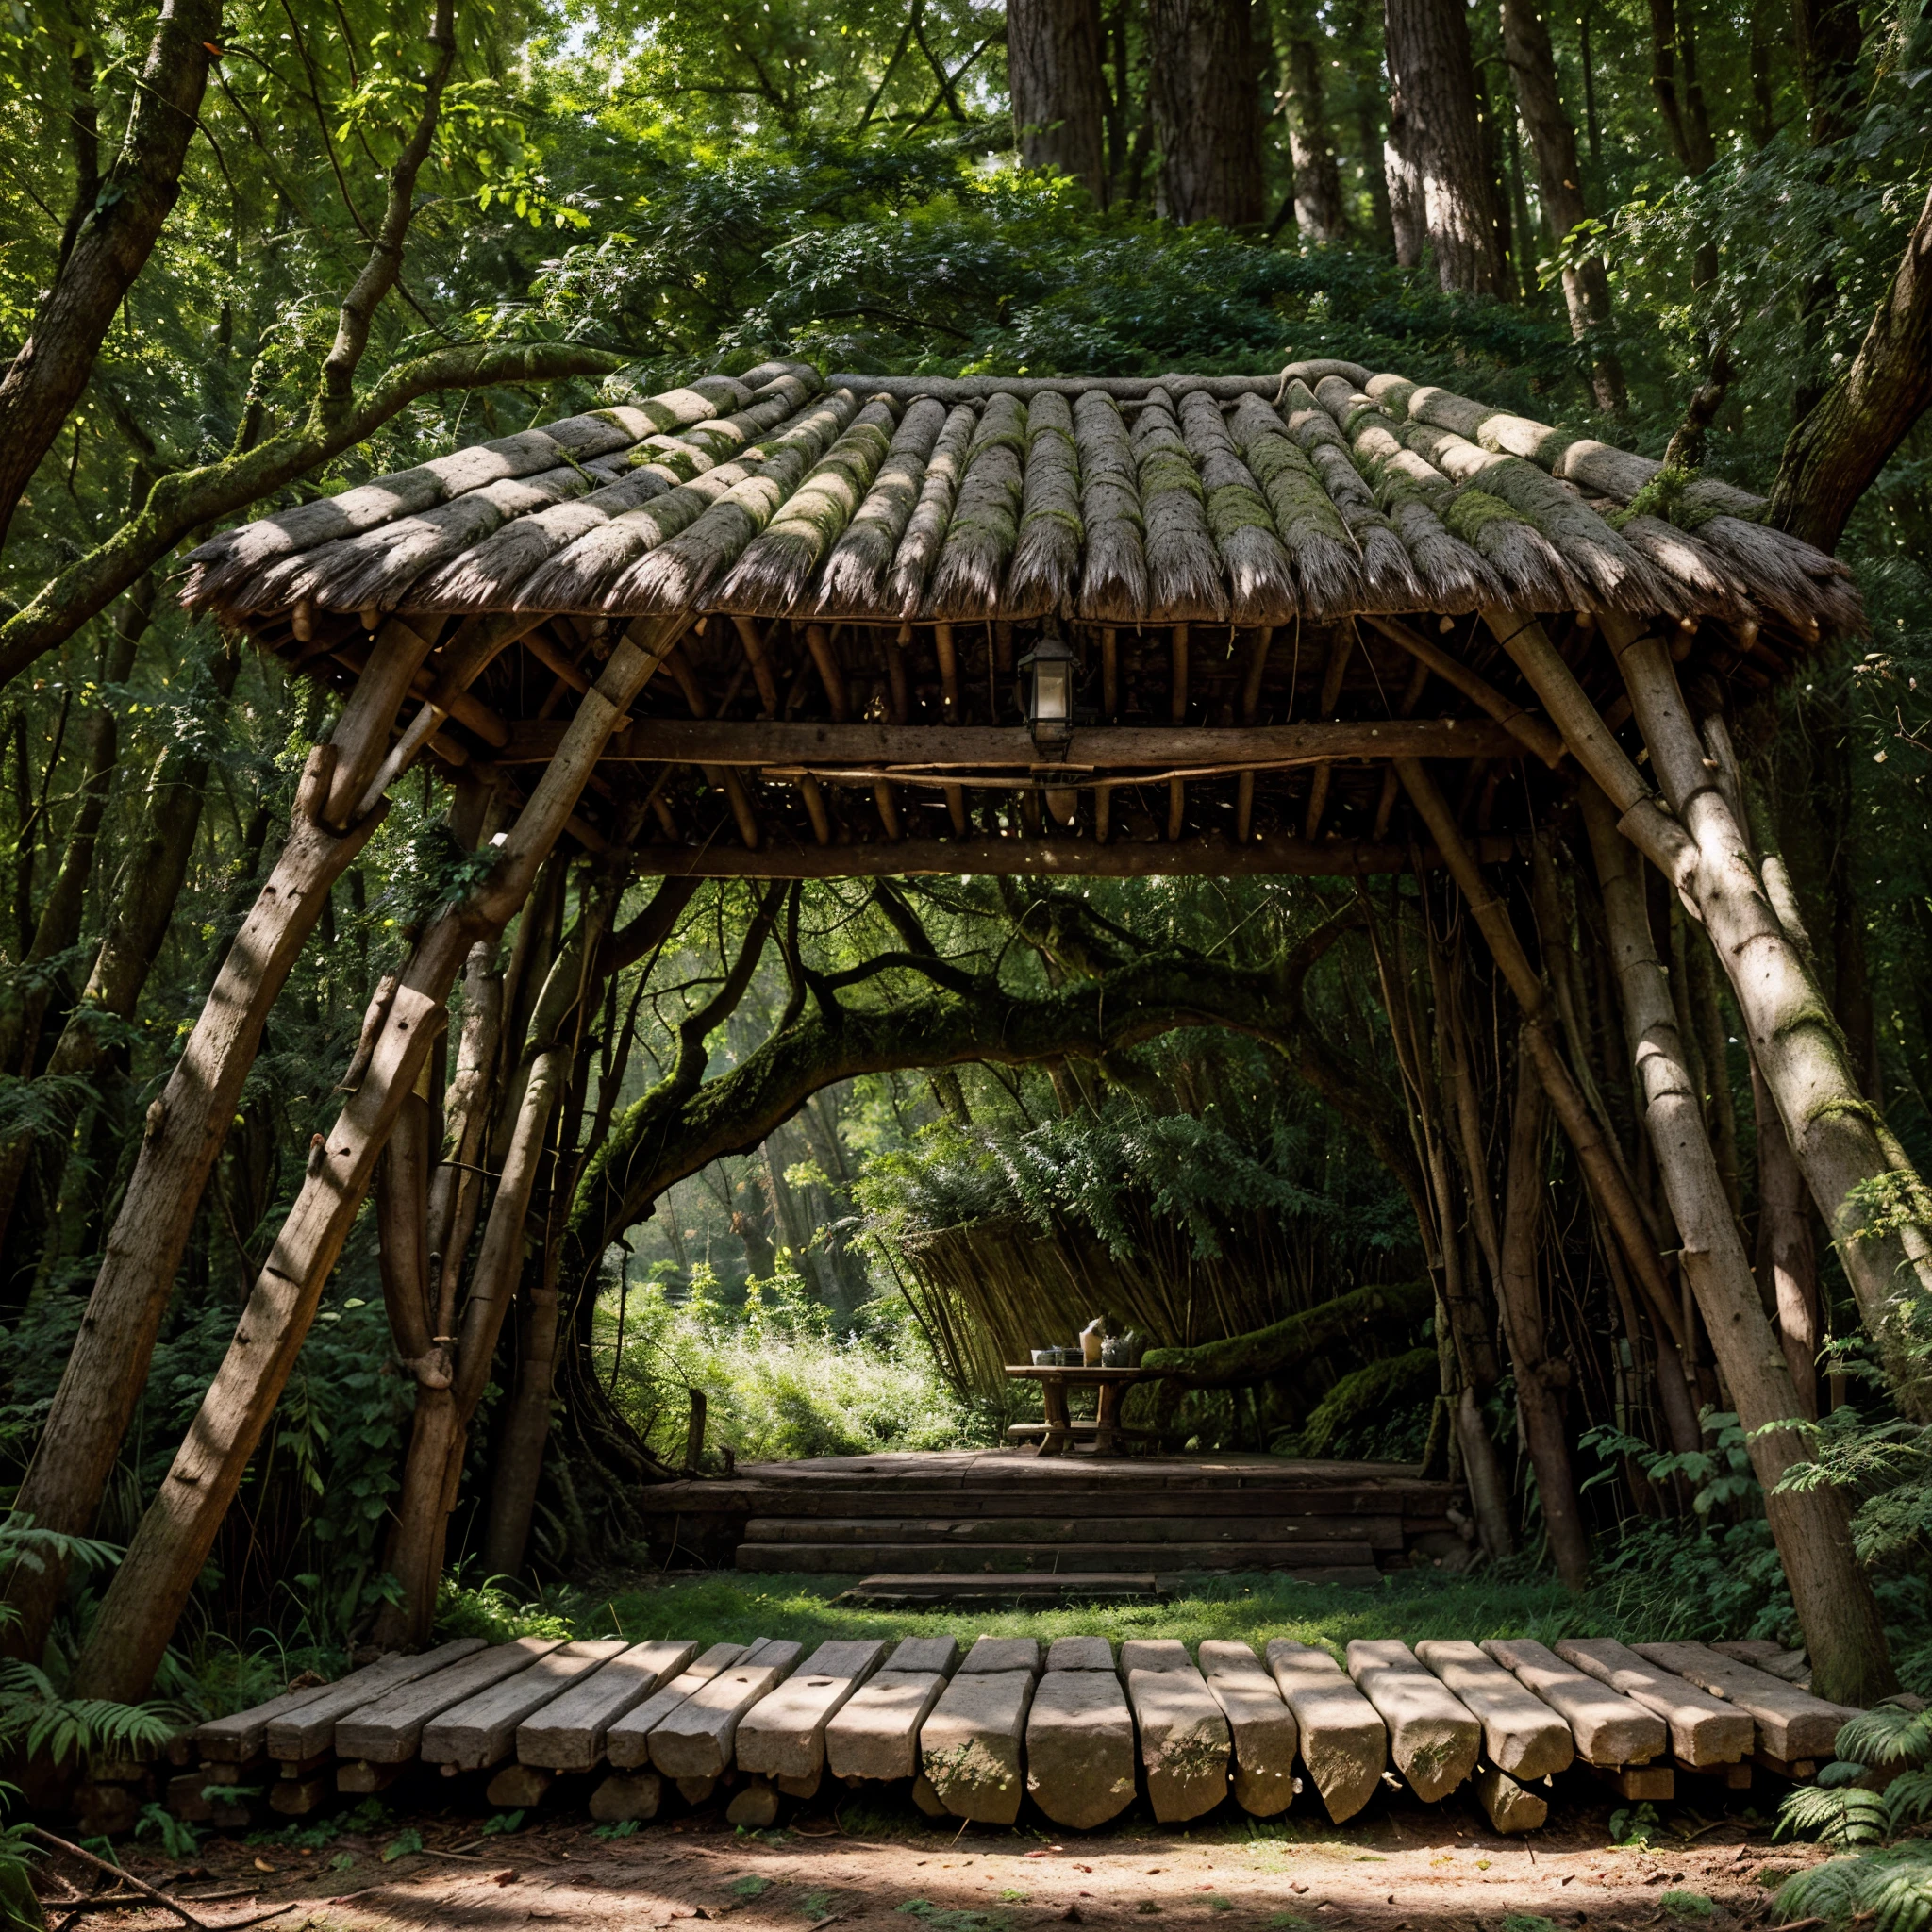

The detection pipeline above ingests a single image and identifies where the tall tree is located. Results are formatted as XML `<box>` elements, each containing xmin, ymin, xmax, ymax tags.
<box><xmin>1382</xmin><ymin>0</ymin><xmax>1507</xmax><ymax>291</ymax></box>
<box><xmin>1280</xmin><ymin>30</ymin><xmax>1345</xmax><ymax>240</ymax></box>
<box><xmin>1009</xmin><ymin>0</ymin><xmax>1111</xmax><ymax>202</ymax></box>
<box><xmin>1146</xmin><ymin>0</ymin><xmax>1266</xmax><ymax>225</ymax></box>
<box><xmin>1499</xmin><ymin>0</ymin><xmax>1626</xmax><ymax>408</ymax></box>
<box><xmin>0</xmin><ymin>0</ymin><xmax>219</xmax><ymax>553</ymax></box>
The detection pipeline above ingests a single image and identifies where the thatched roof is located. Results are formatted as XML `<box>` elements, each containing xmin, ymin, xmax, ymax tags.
<box><xmin>180</xmin><ymin>358</ymin><xmax>1858</xmax><ymax>640</ymax></box>
<box><xmin>172</xmin><ymin>358</ymin><xmax>1859</xmax><ymax>876</ymax></box>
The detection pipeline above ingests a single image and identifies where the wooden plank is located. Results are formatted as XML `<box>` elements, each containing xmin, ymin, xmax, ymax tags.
<box><xmin>740</xmin><ymin>1514</ymin><xmax>1404</xmax><ymax>1547</ymax></box>
<box><xmin>736</xmin><ymin>1540</ymin><xmax>1381</xmax><ymax>1572</ymax></box>
<box><xmin>500</xmin><ymin>718</ymin><xmax>1526</xmax><ymax>770</ymax></box>
<box><xmin>921</xmin><ymin>1669</ymin><xmax>1036</xmax><ymax>1824</ymax></box>
<box><xmin>1126</xmin><ymin>1661</ymin><xmax>1231</xmax><ymax>1824</ymax></box>
<box><xmin>826</xmin><ymin>1671</ymin><xmax>949</xmax><ymax>1781</ymax></box>
<box><xmin>1633</xmin><ymin>1641</ymin><xmax>1858</xmax><ymax>1760</ymax></box>
<box><xmin>1482</xmin><ymin>1637</ymin><xmax>1666</xmax><ymax>1768</ymax></box>
<box><xmin>959</xmin><ymin>1637</ymin><xmax>1041</xmax><ymax>1675</ymax></box>
<box><xmin>1413</xmin><ymin>1639</ymin><xmax>1573</xmax><ymax>1778</ymax></box>
<box><xmin>335</xmin><ymin>1638</ymin><xmax>563</xmax><ymax>1765</ymax></box>
<box><xmin>1555</xmin><ymin>1639</ymin><xmax>1755</xmax><ymax>1766</ymax></box>
<box><xmin>886</xmin><ymin>1636</ymin><xmax>961</xmax><ymax>1674</ymax></box>
<box><xmin>1345</xmin><ymin>1640</ymin><xmax>1480</xmax><ymax>1801</ymax></box>
<box><xmin>1199</xmin><ymin>1640</ymin><xmax>1297</xmax><ymax>1819</ymax></box>
<box><xmin>1591</xmin><ymin>1761</ymin><xmax>1674</xmax><ymax>1801</ymax></box>
<box><xmin>1045</xmin><ymin>1637</ymin><xmax>1115</xmax><ymax>1671</ymax></box>
<box><xmin>1264</xmin><ymin>1640</ymin><xmax>1386</xmax><ymax>1824</ymax></box>
<box><xmin>198</xmin><ymin>1682</ymin><xmax>339</xmax><ymax>1765</ymax></box>
<box><xmin>735</xmin><ymin>1640</ymin><xmax>888</xmax><ymax>1780</ymax></box>
<box><xmin>1025</xmin><ymin>1670</ymin><xmax>1136</xmax><ymax>1829</ymax></box>
<box><xmin>421</xmin><ymin>1640</ymin><xmax>628</xmax><ymax>1772</ymax></box>
<box><xmin>1474</xmin><ymin>1764</ymin><xmax>1548</xmax><ymax>1834</ymax></box>
<box><xmin>518</xmin><ymin>1640</ymin><xmax>699</xmax><ymax>1772</ymax></box>
<box><xmin>648</xmin><ymin>1657</ymin><xmax>795</xmax><ymax>1779</ymax></box>
<box><xmin>605</xmin><ymin>1642</ymin><xmax>747</xmax><ymax>1770</ymax></box>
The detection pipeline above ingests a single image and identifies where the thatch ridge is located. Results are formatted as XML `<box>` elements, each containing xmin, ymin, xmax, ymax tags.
<box><xmin>712</xmin><ymin>396</ymin><xmax>902</xmax><ymax>614</ymax></box>
<box><xmin>1006</xmin><ymin>391</ymin><xmax>1084</xmax><ymax>618</ymax></box>
<box><xmin>927</xmin><ymin>393</ymin><xmax>1028</xmax><ymax>620</ymax></box>
<box><xmin>1177</xmin><ymin>391</ymin><xmax>1295</xmax><ymax>625</ymax></box>
<box><xmin>246</xmin><ymin>465</ymin><xmax>591</xmax><ymax>616</ymax></box>
<box><xmin>610</xmin><ymin>390</ymin><xmax>862</xmax><ymax>612</ymax></box>
<box><xmin>508</xmin><ymin>390</ymin><xmax>843</xmax><ymax>613</ymax></box>
<box><xmin>889</xmin><ymin>402</ymin><xmax>978</xmax><ymax>619</ymax></box>
<box><xmin>1400</xmin><ymin>418</ymin><xmax>1679</xmax><ymax>613</ymax></box>
<box><xmin>1133</xmin><ymin>387</ymin><xmax>1227</xmax><ymax>621</ymax></box>
<box><xmin>1073</xmin><ymin>390</ymin><xmax>1147</xmax><ymax>622</ymax></box>
<box><xmin>1327</xmin><ymin>387</ymin><xmax>1501</xmax><ymax>611</ymax></box>
<box><xmin>818</xmin><ymin>397</ymin><xmax>948</xmax><ymax>615</ymax></box>
<box><xmin>1224</xmin><ymin>392</ymin><xmax>1360</xmax><ymax>618</ymax></box>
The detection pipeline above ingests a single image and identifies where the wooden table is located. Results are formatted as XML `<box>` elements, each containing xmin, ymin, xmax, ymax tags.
<box><xmin>1004</xmin><ymin>1364</ymin><xmax>1156</xmax><ymax>1457</ymax></box>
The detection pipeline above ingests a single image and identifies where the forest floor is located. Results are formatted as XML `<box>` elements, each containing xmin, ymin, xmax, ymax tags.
<box><xmin>94</xmin><ymin>1782</ymin><xmax>1825</xmax><ymax>1932</ymax></box>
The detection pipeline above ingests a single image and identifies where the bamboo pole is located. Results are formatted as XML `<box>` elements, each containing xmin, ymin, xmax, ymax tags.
<box><xmin>1479</xmin><ymin>611</ymin><xmax>1697</xmax><ymax>888</ymax></box>
<box><xmin>1598</xmin><ymin>613</ymin><xmax>1932</xmax><ymax>1414</ymax></box>
<box><xmin>1361</xmin><ymin>615</ymin><xmax>1565</xmax><ymax>767</ymax></box>
<box><xmin>1582</xmin><ymin>781</ymin><xmax>1896</xmax><ymax>1705</ymax></box>
<box><xmin>71</xmin><ymin>615</ymin><xmax>691</xmax><ymax>1701</ymax></box>
<box><xmin>1393</xmin><ymin>758</ymin><xmax>1687</xmax><ymax>1348</ymax></box>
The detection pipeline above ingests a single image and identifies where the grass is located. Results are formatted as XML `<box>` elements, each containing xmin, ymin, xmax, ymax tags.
<box><xmin>555</xmin><ymin>1565</ymin><xmax>1688</xmax><ymax>1657</ymax></box>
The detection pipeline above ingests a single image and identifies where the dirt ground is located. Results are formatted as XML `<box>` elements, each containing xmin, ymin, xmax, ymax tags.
<box><xmin>42</xmin><ymin>1784</ymin><xmax>1832</xmax><ymax>1932</ymax></box>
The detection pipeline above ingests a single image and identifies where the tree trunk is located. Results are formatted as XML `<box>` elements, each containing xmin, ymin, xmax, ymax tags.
<box><xmin>0</xmin><ymin>634</ymin><xmax>242</xmax><ymax>1255</ymax></box>
<box><xmin>1010</xmin><ymin>0</ymin><xmax>1111</xmax><ymax>202</ymax></box>
<box><xmin>69</xmin><ymin>618</ymin><xmax>689</xmax><ymax>1700</ymax></box>
<box><xmin>1281</xmin><ymin>35</ymin><xmax>1345</xmax><ymax>240</ymax></box>
<box><xmin>1601</xmin><ymin>617</ymin><xmax>1932</xmax><ymax>1414</ymax></box>
<box><xmin>1583</xmin><ymin>783</ymin><xmax>1895</xmax><ymax>1707</ymax></box>
<box><xmin>1499</xmin><ymin>0</ymin><xmax>1626</xmax><ymax>409</ymax></box>
<box><xmin>0</xmin><ymin>590</ymin><xmax>145</xmax><ymax>1081</ymax></box>
<box><xmin>1754</xmin><ymin>1062</ymin><xmax>1823</xmax><ymax>1418</ymax></box>
<box><xmin>1794</xmin><ymin>0</ymin><xmax>1861</xmax><ymax>144</ymax></box>
<box><xmin>1146</xmin><ymin>0</ymin><xmax>1266</xmax><ymax>225</ymax></box>
<box><xmin>0</xmin><ymin>622</ymin><xmax>461</xmax><ymax>1659</ymax></box>
<box><xmin>1495</xmin><ymin>1038</ymin><xmax>1589</xmax><ymax>1590</ymax></box>
<box><xmin>0</xmin><ymin>0</ymin><xmax>220</xmax><ymax>549</ymax></box>
<box><xmin>1381</xmin><ymin>0</ymin><xmax>1507</xmax><ymax>292</ymax></box>
<box><xmin>1771</xmin><ymin>181</ymin><xmax>1932</xmax><ymax>549</ymax></box>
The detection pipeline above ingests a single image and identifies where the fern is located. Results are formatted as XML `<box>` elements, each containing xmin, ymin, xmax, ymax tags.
<box><xmin>1780</xmin><ymin>1843</ymin><xmax>1932</xmax><ymax>1932</ymax></box>
<box><xmin>1886</xmin><ymin>1771</ymin><xmax>1932</xmax><ymax>1836</ymax></box>
<box><xmin>1840</xmin><ymin>1708</ymin><xmax>1932</xmax><ymax>1770</ymax></box>
<box><xmin>1778</xmin><ymin>1782</ymin><xmax>1890</xmax><ymax>1847</ymax></box>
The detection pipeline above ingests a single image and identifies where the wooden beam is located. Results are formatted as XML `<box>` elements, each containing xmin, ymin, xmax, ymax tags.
<box><xmin>1235</xmin><ymin>626</ymin><xmax>1273</xmax><ymax>843</ymax></box>
<box><xmin>731</xmin><ymin>615</ymin><xmax>780</xmax><ymax>716</ymax></box>
<box><xmin>807</xmin><ymin>624</ymin><xmax>849</xmax><ymax>721</ymax></box>
<box><xmin>934</xmin><ymin>623</ymin><xmax>960</xmax><ymax>722</ymax></box>
<box><xmin>1361</xmin><ymin>615</ymin><xmax>1565</xmax><ymax>768</ymax></box>
<box><xmin>628</xmin><ymin>831</ymin><xmax>1523</xmax><ymax>880</ymax></box>
<box><xmin>494</xmin><ymin>718</ymin><xmax>1526</xmax><ymax>768</ymax></box>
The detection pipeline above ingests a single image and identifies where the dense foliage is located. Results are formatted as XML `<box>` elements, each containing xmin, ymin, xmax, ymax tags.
<box><xmin>1</xmin><ymin>0</ymin><xmax>1931</xmax><ymax>1844</ymax></box>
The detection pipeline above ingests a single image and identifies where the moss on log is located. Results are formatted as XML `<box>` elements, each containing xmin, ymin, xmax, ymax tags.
<box><xmin>1294</xmin><ymin>1347</ymin><xmax>1440</xmax><ymax>1457</ymax></box>
<box><xmin>1138</xmin><ymin>1281</ymin><xmax>1433</xmax><ymax>1390</ymax></box>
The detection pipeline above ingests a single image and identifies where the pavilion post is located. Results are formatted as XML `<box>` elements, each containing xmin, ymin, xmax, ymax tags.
<box><xmin>70</xmin><ymin>616</ymin><xmax>690</xmax><ymax>1702</ymax></box>
<box><xmin>1582</xmin><ymin>783</ymin><xmax>1896</xmax><ymax>1704</ymax></box>
<box><xmin>1503</xmin><ymin>607</ymin><xmax>1932</xmax><ymax>1414</ymax></box>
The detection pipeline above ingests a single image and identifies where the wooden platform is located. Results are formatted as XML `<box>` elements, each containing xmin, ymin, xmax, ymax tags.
<box><xmin>118</xmin><ymin>1631</ymin><xmax>1856</xmax><ymax>1842</ymax></box>
<box><xmin>638</xmin><ymin>1449</ymin><xmax>1463</xmax><ymax>1577</ymax></box>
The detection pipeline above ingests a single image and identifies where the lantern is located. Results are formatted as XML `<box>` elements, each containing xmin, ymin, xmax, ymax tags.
<box><xmin>1020</xmin><ymin>625</ymin><xmax>1075</xmax><ymax>752</ymax></box>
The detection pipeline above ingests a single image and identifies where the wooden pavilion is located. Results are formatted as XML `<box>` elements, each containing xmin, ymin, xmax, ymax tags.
<box><xmin>46</xmin><ymin>352</ymin><xmax>1908</xmax><ymax>1703</ymax></box>
<box><xmin>176</xmin><ymin>357</ymin><xmax>1856</xmax><ymax>880</ymax></box>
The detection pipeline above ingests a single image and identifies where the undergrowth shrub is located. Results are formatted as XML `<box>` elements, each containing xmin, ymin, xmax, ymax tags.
<box><xmin>602</xmin><ymin>1263</ymin><xmax>981</xmax><ymax>1462</ymax></box>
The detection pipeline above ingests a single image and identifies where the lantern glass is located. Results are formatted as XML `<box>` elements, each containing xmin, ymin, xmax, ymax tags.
<box><xmin>1022</xmin><ymin>629</ymin><xmax>1075</xmax><ymax>747</ymax></box>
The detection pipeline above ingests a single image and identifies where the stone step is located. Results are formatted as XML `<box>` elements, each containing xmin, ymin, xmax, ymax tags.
<box><xmin>845</xmin><ymin>1573</ymin><xmax>1169</xmax><ymax>1605</ymax></box>
<box><xmin>647</xmin><ymin>1480</ymin><xmax>1455</xmax><ymax>1520</ymax></box>
<box><xmin>738</xmin><ymin>1540</ymin><xmax>1385</xmax><ymax>1574</ymax></box>
<box><xmin>741</xmin><ymin>1514</ymin><xmax>1403</xmax><ymax>1549</ymax></box>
